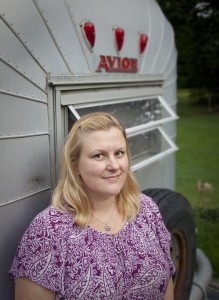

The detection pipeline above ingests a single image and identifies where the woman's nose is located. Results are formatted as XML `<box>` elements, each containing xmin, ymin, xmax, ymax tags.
<box><xmin>106</xmin><ymin>156</ymin><xmax>119</xmax><ymax>170</ymax></box>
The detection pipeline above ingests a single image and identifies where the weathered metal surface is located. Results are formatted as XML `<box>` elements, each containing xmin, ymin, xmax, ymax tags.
<box><xmin>0</xmin><ymin>136</ymin><xmax>51</xmax><ymax>206</ymax></box>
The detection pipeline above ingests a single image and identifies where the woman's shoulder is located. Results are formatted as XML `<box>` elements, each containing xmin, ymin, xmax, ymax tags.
<box><xmin>9</xmin><ymin>206</ymin><xmax>74</xmax><ymax>286</ymax></box>
<box><xmin>139</xmin><ymin>192</ymin><xmax>159</xmax><ymax>212</ymax></box>
<box><xmin>37</xmin><ymin>205</ymin><xmax>72</xmax><ymax>219</ymax></box>
<box><xmin>135</xmin><ymin>193</ymin><xmax>162</xmax><ymax>226</ymax></box>
<box><xmin>26</xmin><ymin>206</ymin><xmax>74</xmax><ymax>239</ymax></box>
<box><xmin>32</xmin><ymin>205</ymin><xmax>72</xmax><ymax>223</ymax></box>
<box><xmin>137</xmin><ymin>193</ymin><xmax>170</xmax><ymax>233</ymax></box>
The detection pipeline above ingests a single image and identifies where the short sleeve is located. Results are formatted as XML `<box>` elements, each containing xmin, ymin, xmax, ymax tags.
<box><xmin>9</xmin><ymin>207</ymin><xmax>67</xmax><ymax>293</ymax></box>
<box><xmin>140</xmin><ymin>194</ymin><xmax>176</xmax><ymax>278</ymax></box>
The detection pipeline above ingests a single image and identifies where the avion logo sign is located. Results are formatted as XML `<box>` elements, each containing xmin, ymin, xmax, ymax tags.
<box><xmin>80</xmin><ymin>20</ymin><xmax>148</xmax><ymax>74</ymax></box>
<box><xmin>96</xmin><ymin>55</ymin><xmax>137</xmax><ymax>73</ymax></box>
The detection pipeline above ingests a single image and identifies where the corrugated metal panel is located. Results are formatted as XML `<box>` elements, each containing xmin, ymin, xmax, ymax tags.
<box><xmin>33</xmin><ymin>0</ymin><xmax>90</xmax><ymax>74</ymax></box>
<box><xmin>1</xmin><ymin>0</ymin><xmax>177</xmax><ymax>80</ymax></box>
<box><xmin>140</xmin><ymin>0</ymin><xmax>177</xmax><ymax>86</ymax></box>
<box><xmin>0</xmin><ymin>17</ymin><xmax>46</xmax><ymax>91</ymax></box>
<box><xmin>162</xmin><ymin>120</ymin><xmax>177</xmax><ymax>139</ymax></box>
<box><xmin>140</xmin><ymin>0</ymin><xmax>164</xmax><ymax>74</ymax></box>
<box><xmin>0</xmin><ymin>135</ymin><xmax>51</xmax><ymax>206</ymax></box>
<box><xmin>152</xmin><ymin>21</ymin><xmax>176</xmax><ymax>74</ymax></box>
<box><xmin>0</xmin><ymin>61</ymin><xmax>46</xmax><ymax>100</ymax></box>
<box><xmin>1</xmin><ymin>0</ymin><xmax>70</xmax><ymax>74</ymax></box>
<box><xmin>65</xmin><ymin>0</ymin><xmax>150</xmax><ymax>58</ymax></box>
<box><xmin>0</xmin><ymin>94</ymin><xmax>48</xmax><ymax>137</ymax></box>
<box><xmin>163</xmin><ymin>77</ymin><xmax>177</xmax><ymax>106</ymax></box>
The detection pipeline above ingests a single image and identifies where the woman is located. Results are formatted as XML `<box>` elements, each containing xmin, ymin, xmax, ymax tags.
<box><xmin>10</xmin><ymin>112</ymin><xmax>175</xmax><ymax>299</ymax></box>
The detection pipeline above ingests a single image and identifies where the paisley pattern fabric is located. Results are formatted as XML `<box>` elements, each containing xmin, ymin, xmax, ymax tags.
<box><xmin>10</xmin><ymin>193</ymin><xmax>175</xmax><ymax>299</ymax></box>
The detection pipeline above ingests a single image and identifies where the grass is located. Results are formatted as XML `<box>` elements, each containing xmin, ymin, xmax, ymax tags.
<box><xmin>176</xmin><ymin>89</ymin><xmax>219</xmax><ymax>279</ymax></box>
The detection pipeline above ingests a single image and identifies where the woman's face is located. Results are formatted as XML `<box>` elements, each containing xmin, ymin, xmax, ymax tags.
<box><xmin>77</xmin><ymin>127</ymin><xmax>129</xmax><ymax>203</ymax></box>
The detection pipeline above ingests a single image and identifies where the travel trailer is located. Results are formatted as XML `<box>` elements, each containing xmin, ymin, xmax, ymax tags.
<box><xmin>0</xmin><ymin>0</ymin><xmax>196</xmax><ymax>299</ymax></box>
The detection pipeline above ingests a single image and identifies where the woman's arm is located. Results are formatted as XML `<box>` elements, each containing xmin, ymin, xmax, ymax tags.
<box><xmin>15</xmin><ymin>278</ymin><xmax>56</xmax><ymax>300</ymax></box>
<box><xmin>164</xmin><ymin>278</ymin><xmax>174</xmax><ymax>300</ymax></box>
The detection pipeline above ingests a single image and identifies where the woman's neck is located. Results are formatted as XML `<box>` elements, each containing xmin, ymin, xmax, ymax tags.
<box><xmin>90</xmin><ymin>196</ymin><xmax>116</xmax><ymax>216</ymax></box>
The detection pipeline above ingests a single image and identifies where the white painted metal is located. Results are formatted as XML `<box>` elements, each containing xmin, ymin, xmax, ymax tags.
<box><xmin>0</xmin><ymin>136</ymin><xmax>51</xmax><ymax>206</ymax></box>
<box><xmin>0</xmin><ymin>94</ymin><xmax>48</xmax><ymax>137</ymax></box>
<box><xmin>0</xmin><ymin>0</ymin><xmax>178</xmax><ymax>298</ymax></box>
<box><xmin>130</xmin><ymin>126</ymin><xmax>178</xmax><ymax>172</ymax></box>
<box><xmin>61</xmin><ymin>86</ymin><xmax>163</xmax><ymax>106</ymax></box>
<box><xmin>68</xmin><ymin>105</ymin><xmax>81</xmax><ymax>120</ymax></box>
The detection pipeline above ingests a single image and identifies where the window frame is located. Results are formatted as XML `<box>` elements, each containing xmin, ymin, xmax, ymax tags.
<box><xmin>47</xmin><ymin>75</ymin><xmax>178</xmax><ymax>184</ymax></box>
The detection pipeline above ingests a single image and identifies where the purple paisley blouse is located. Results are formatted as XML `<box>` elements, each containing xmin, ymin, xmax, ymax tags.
<box><xmin>10</xmin><ymin>193</ymin><xmax>175</xmax><ymax>299</ymax></box>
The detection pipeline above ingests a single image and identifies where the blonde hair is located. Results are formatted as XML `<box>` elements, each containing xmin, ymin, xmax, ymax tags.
<box><xmin>52</xmin><ymin>112</ymin><xmax>140</xmax><ymax>227</ymax></box>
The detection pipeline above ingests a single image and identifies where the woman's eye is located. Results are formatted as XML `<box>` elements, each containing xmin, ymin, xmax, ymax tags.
<box><xmin>93</xmin><ymin>153</ymin><xmax>104</xmax><ymax>160</ymax></box>
<box><xmin>116</xmin><ymin>151</ymin><xmax>125</xmax><ymax>157</ymax></box>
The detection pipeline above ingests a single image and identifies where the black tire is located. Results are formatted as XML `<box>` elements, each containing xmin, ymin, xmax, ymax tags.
<box><xmin>142</xmin><ymin>188</ymin><xmax>196</xmax><ymax>300</ymax></box>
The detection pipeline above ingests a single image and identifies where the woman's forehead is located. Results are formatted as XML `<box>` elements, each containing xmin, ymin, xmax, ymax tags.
<box><xmin>80</xmin><ymin>128</ymin><xmax>126</xmax><ymax>148</ymax></box>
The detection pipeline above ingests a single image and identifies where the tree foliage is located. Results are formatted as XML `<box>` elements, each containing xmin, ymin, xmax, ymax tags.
<box><xmin>157</xmin><ymin>0</ymin><xmax>219</xmax><ymax>102</ymax></box>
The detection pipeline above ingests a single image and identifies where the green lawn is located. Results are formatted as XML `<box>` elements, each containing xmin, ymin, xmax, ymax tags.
<box><xmin>176</xmin><ymin>89</ymin><xmax>219</xmax><ymax>279</ymax></box>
